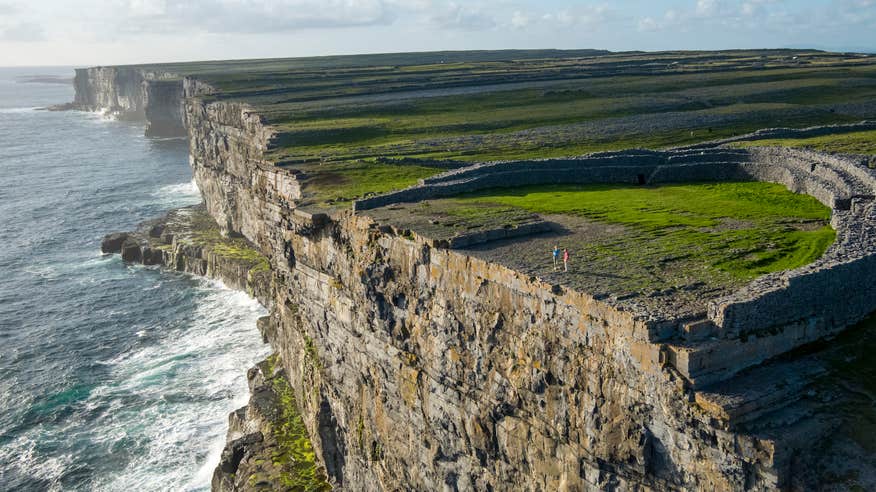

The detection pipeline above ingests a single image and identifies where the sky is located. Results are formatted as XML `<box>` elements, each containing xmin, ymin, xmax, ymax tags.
<box><xmin>0</xmin><ymin>0</ymin><xmax>874</xmax><ymax>67</ymax></box>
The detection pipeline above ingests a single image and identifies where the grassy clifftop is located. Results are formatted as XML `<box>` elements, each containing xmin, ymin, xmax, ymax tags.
<box><xmin>122</xmin><ymin>49</ymin><xmax>876</xmax><ymax>207</ymax></box>
<box><xmin>367</xmin><ymin>181</ymin><xmax>835</xmax><ymax>311</ymax></box>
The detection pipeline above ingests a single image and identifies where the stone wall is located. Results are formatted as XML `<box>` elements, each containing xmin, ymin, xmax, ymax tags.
<box><xmin>352</xmin><ymin>147</ymin><xmax>874</xmax><ymax>212</ymax></box>
<box><xmin>351</xmin><ymin>147</ymin><xmax>876</xmax><ymax>377</ymax></box>
<box><xmin>677</xmin><ymin>120</ymin><xmax>876</xmax><ymax>150</ymax></box>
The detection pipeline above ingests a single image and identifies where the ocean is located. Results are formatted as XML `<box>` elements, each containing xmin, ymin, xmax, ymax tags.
<box><xmin>0</xmin><ymin>67</ymin><xmax>270</xmax><ymax>491</ymax></box>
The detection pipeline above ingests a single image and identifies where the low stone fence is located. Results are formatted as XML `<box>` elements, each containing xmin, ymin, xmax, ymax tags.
<box><xmin>677</xmin><ymin>120</ymin><xmax>876</xmax><ymax>150</ymax></box>
<box><xmin>446</xmin><ymin>221</ymin><xmax>553</xmax><ymax>249</ymax></box>
<box><xmin>354</xmin><ymin>147</ymin><xmax>872</xmax><ymax>212</ymax></box>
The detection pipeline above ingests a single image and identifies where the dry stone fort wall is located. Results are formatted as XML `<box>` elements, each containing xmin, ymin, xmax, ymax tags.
<box><xmin>352</xmin><ymin>146</ymin><xmax>876</xmax><ymax>388</ymax></box>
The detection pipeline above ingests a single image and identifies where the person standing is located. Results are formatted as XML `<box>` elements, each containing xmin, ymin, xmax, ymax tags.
<box><xmin>552</xmin><ymin>245</ymin><xmax>561</xmax><ymax>270</ymax></box>
<box><xmin>563</xmin><ymin>248</ymin><xmax>570</xmax><ymax>272</ymax></box>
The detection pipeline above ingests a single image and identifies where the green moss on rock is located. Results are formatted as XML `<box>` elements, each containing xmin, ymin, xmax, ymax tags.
<box><xmin>264</xmin><ymin>354</ymin><xmax>331</xmax><ymax>491</ymax></box>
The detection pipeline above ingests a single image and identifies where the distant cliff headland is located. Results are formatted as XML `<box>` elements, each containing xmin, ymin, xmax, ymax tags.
<box><xmin>73</xmin><ymin>49</ymin><xmax>876</xmax><ymax>491</ymax></box>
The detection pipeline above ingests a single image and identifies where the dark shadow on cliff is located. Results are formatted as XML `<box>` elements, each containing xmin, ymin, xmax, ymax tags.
<box><xmin>318</xmin><ymin>397</ymin><xmax>347</xmax><ymax>486</ymax></box>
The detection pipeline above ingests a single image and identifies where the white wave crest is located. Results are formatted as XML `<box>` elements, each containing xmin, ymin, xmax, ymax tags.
<box><xmin>90</xmin><ymin>280</ymin><xmax>268</xmax><ymax>492</ymax></box>
<box><xmin>0</xmin><ymin>435</ymin><xmax>73</xmax><ymax>492</ymax></box>
<box><xmin>152</xmin><ymin>179</ymin><xmax>202</xmax><ymax>207</ymax></box>
<box><xmin>0</xmin><ymin>107</ymin><xmax>38</xmax><ymax>114</ymax></box>
<box><xmin>0</xmin><ymin>278</ymin><xmax>268</xmax><ymax>492</ymax></box>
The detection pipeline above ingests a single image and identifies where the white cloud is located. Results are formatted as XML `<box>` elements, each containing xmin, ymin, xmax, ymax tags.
<box><xmin>0</xmin><ymin>22</ymin><xmax>46</xmax><ymax>42</ymax></box>
<box><xmin>538</xmin><ymin>5</ymin><xmax>618</xmax><ymax>29</ymax></box>
<box><xmin>428</xmin><ymin>2</ymin><xmax>496</xmax><ymax>30</ymax></box>
<box><xmin>101</xmin><ymin>0</ymin><xmax>407</xmax><ymax>34</ymax></box>
<box><xmin>542</xmin><ymin>11</ymin><xmax>575</xmax><ymax>28</ymax></box>
<box><xmin>511</xmin><ymin>11</ymin><xmax>530</xmax><ymax>29</ymax></box>
<box><xmin>125</xmin><ymin>0</ymin><xmax>168</xmax><ymax>17</ymax></box>
<box><xmin>0</xmin><ymin>2</ymin><xmax>19</xmax><ymax>15</ymax></box>
<box><xmin>1</xmin><ymin>0</ymin><xmax>875</xmax><ymax>66</ymax></box>
<box><xmin>696</xmin><ymin>0</ymin><xmax>716</xmax><ymax>16</ymax></box>
<box><xmin>638</xmin><ymin>0</ymin><xmax>802</xmax><ymax>32</ymax></box>
<box><xmin>637</xmin><ymin>16</ymin><xmax>659</xmax><ymax>32</ymax></box>
<box><xmin>637</xmin><ymin>9</ymin><xmax>683</xmax><ymax>32</ymax></box>
<box><xmin>676</xmin><ymin>0</ymin><xmax>874</xmax><ymax>31</ymax></box>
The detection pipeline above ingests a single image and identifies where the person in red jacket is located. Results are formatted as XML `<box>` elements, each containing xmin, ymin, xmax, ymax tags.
<box><xmin>563</xmin><ymin>248</ymin><xmax>570</xmax><ymax>272</ymax></box>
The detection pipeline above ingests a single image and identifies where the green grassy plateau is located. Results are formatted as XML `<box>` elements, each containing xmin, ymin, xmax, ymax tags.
<box><xmin>367</xmin><ymin>181</ymin><xmax>835</xmax><ymax>313</ymax></box>
<box><xmin>132</xmin><ymin>49</ymin><xmax>857</xmax><ymax>303</ymax></box>
<box><xmin>454</xmin><ymin>182</ymin><xmax>834</xmax><ymax>280</ymax></box>
<box><xmin>136</xmin><ymin>49</ymin><xmax>876</xmax><ymax>206</ymax></box>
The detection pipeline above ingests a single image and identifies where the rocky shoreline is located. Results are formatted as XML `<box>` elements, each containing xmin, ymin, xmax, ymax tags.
<box><xmin>100</xmin><ymin>204</ymin><xmax>271</xmax><ymax>304</ymax></box>
<box><xmin>101</xmin><ymin>205</ymin><xmax>327</xmax><ymax>491</ymax></box>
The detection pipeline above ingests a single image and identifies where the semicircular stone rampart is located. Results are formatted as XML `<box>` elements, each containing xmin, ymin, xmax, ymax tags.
<box><xmin>353</xmin><ymin>146</ymin><xmax>876</xmax><ymax>387</ymax></box>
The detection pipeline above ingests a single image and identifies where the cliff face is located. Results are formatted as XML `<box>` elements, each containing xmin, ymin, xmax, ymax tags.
<box><xmin>73</xmin><ymin>67</ymin><xmax>146</xmax><ymax>118</ymax></box>
<box><xmin>183</xmin><ymin>80</ymin><xmax>284</xmax><ymax>242</ymax></box>
<box><xmin>79</xmin><ymin>68</ymin><xmax>876</xmax><ymax>490</ymax></box>
<box><xmin>72</xmin><ymin>67</ymin><xmax>186</xmax><ymax>137</ymax></box>
<box><xmin>180</xmin><ymin>92</ymin><xmax>779</xmax><ymax>490</ymax></box>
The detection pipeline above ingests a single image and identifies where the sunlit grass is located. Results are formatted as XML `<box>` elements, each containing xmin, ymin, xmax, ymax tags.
<box><xmin>299</xmin><ymin>161</ymin><xmax>442</xmax><ymax>206</ymax></box>
<box><xmin>452</xmin><ymin>182</ymin><xmax>835</xmax><ymax>279</ymax></box>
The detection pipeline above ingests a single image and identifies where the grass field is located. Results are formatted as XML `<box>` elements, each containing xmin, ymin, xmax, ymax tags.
<box><xmin>297</xmin><ymin>161</ymin><xmax>442</xmax><ymax>206</ymax></box>
<box><xmin>141</xmin><ymin>49</ymin><xmax>876</xmax><ymax>206</ymax></box>
<box><xmin>453</xmin><ymin>182</ymin><xmax>834</xmax><ymax>280</ymax></box>
<box><xmin>258</xmin><ymin>355</ymin><xmax>330</xmax><ymax>491</ymax></box>
<box><xmin>367</xmin><ymin>181</ymin><xmax>836</xmax><ymax>307</ymax></box>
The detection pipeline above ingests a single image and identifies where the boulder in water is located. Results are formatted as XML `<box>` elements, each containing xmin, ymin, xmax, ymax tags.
<box><xmin>120</xmin><ymin>238</ymin><xmax>142</xmax><ymax>262</ymax></box>
<box><xmin>101</xmin><ymin>232</ymin><xmax>128</xmax><ymax>253</ymax></box>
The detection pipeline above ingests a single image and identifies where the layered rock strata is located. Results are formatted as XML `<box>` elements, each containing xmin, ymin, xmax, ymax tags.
<box><xmin>181</xmin><ymin>91</ymin><xmax>876</xmax><ymax>489</ymax></box>
<box><xmin>352</xmin><ymin>146</ymin><xmax>876</xmax><ymax>388</ymax></box>
<box><xmin>100</xmin><ymin>205</ymin><xmax>271</xmax><ymax>306</ymax></box>
<box><xmin>80</xmin><ymin>69</ymin><xmax>876</xmax><ymax>490</ymax></box>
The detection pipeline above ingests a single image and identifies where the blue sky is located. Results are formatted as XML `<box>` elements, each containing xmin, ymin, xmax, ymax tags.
<box><xmin>0</xmin><ymin>0</ymin><xmax>874</xmax><ymax>66</ymax></box>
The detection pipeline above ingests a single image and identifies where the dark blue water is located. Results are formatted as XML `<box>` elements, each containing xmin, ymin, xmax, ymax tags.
<box><xmin>0</xmin><ymin>67</ymin><xmax>269</xmax><ymax>491</ymax></box>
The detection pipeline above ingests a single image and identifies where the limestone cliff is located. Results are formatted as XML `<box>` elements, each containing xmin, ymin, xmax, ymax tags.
<box><xmin>99</xmin><ymin>205</ymin><xmax>271</xmax><ymax>305</ymax></box>
<box><xmin>181</xmin><ymin>89</ymin><xmax>876</xmax><ymax>490</ymax></box>
<box><xmin>80</xmin><ymin>66</ymin><xmax>876</xmax><ymax>491</ymax></box>
<box><xmin>71</xmin><ymin>67</ymin><xmax>186</xmax><ymax>137</ymax></box>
